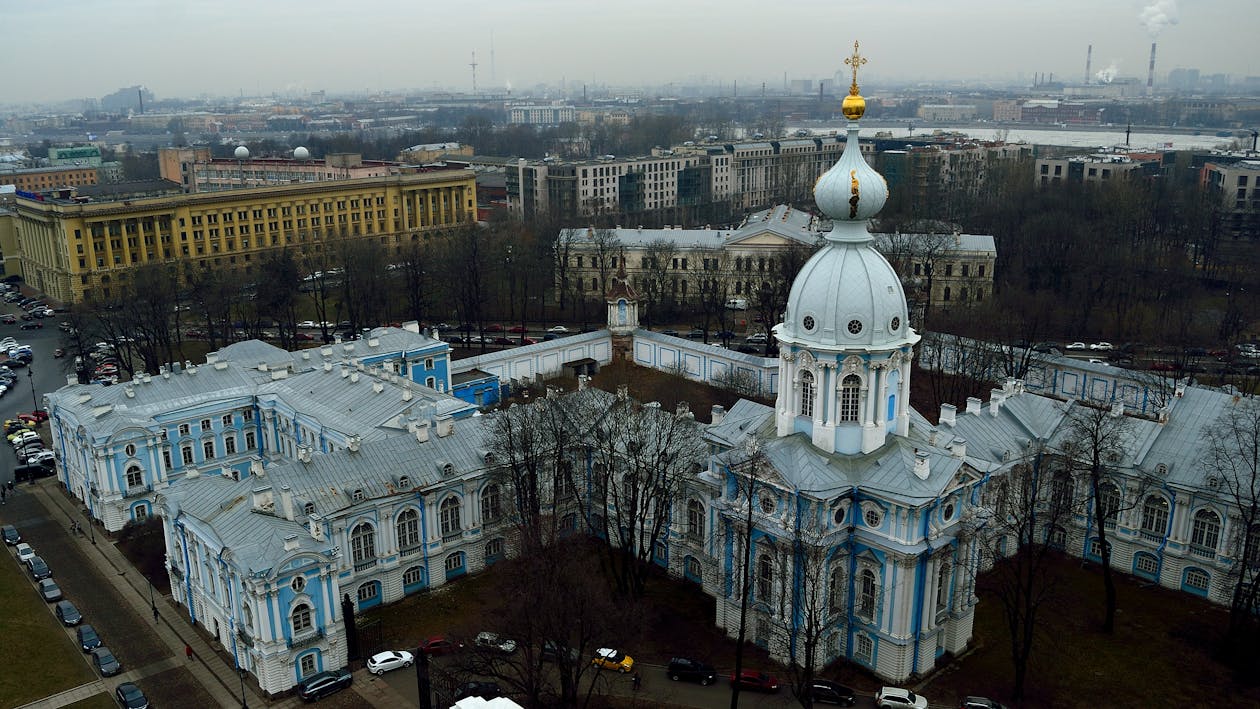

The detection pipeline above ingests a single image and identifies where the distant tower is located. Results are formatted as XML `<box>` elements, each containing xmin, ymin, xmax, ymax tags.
<box><xmin>470</xmin><ymin>51</ymin><xmax>479</xmax><ymax>94</ymax></box>
<box><xmin>1085</xmin><ymin>44</ymin><xmax>1093</xmax><ymax>85</ymax></box>
<box><xmin>1147</xmin><ymin>42</ymin><xmax>1157</xmax><ymax>95</ymax></box>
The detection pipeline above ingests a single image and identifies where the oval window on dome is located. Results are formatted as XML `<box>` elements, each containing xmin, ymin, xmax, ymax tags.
<box><xmin>802</xmin><ymin>315</ymin><xmax>816</xmax><ymax>331</ymax></box>
<box><xmin>890</xmin><ymin>316</ymin><xmax>901</xmax><ymax>332</ymax></box>
<box><xmin>847</xmin><ymin>319</ymin><xmax>863</xmax><ymax>336</ymax></box>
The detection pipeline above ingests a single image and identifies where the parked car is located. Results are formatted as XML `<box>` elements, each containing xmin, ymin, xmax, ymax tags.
<box><xmin>591</xmin><ymin>647</ymin><xmax>634</xmax><ymax>673</ymax></box>
<box><xmin>77</xmin><ymin>624</ymin><xmax>102</xmax><ymax>652</ymax></box>
<box><xmin>687</xmin><ymin>328</ymin><xmax>707</xmax><ymax>339</ymax></box>
<box><xmin>19</xmin><ymin>322</ymin><xmax>42</xmax><ymax>330</ymax></box>
<box><xmin>418</xmin><ymin>635</ymin><xmax>463</xmax><ymax>656</ymax></box>
<box><xmin>453</xmin><ymin>681</ymin><xmax>502</xmax><ymax>701</ymax></box>
<box><xmin>366</xmin><ymin>650</ymin><xmax>414</xmax><ymax>675</ymax></box>
<box><xmin>540</xmin><ymin>640</ymin><xmax>579</xmax><ymax>663</ymax></box>
<box><xmin>876</xmin><ymin>686</ymin><xmax>928</xmax><ymax>709</ymax></box>
<box><xmin>474</xmin><ymin>632</ymin><xmax>518</xmax><ymax>655</ymax></box>
<box><xmin>115</xmin><ymin>682</ymin><xmax>150</xmax><ymax>709</ymax></box>
<box><xmin>91</xmin><ymin>647</ymin><xmax>122</xmax><ymax>677</ymax></box>
<box><xmin>492</xmin><ymin>336</ymin><xmax>514</xmax><ymax>346</ymax></box>
<box><xmin>1065</xmin><ymin>342</ymin><xmax>1088</xmax><ymax>350</ymax></box>
<box><xmin>661</xmin><ymin>329</ymin><xmax>680</xmax><ymax>337</ymax></box>
<box><xmin>716</xmin><ymin>330</ymin><xmax>736</xmax><ymax>340</ymax></box>
<box><xmin>484</xmin><ymin>323</ymin><xmax>504</xmax><ymax>332</ymax></box>
<box><xmin>297</xmin><ymin>667</ymin><xmax>352</xmax><ymax>701</ymax></box>
<box><xmin>666</xmin><ymin>657</ymin><xmax>716</xmax><ymax>685</ymax></box>
<box><xmin>16</xmin><ymin>542</ymin><xmax>35</xmax><ymax>564</ymax></box>
<box><xmin>0</xmin><ymin>315</ymin><xmax>14</xmax><ymax>325</ymax></box>
<box><xmin>508</xmin><ymin>325</ymin><xmax>527</xmax><ymax>333</ymax></box>
<box><xmin>28</xmin><ymin>555</ymin><xmax>51</xmax><ymax>580</ymax></box>
<box><xmin>1090</xmin><ymin>341</ymin><xmax>1114</xmax><ymax>351</ymax></box>
<box><xmin>960</xmin><ymin>698</ymin><xmax>1008</xmax><ymax>709</ymax></box>
<box><xmin>27</xmin><ymin>409</ymin><xmax>48</xmax><ymax>423</ymax></box>
<box><xmin>2</xmin><ymin>524</ymin><xmax>19</xmax><ymax>545</ymax></box>
<box><xmin>810</xmin><ymin>679</ymin><xmax>857</xmax><ymax>705</ymax></box>
<box><xmin>546</xmin><ymin>325</ymin><xmax>569</xmax><ymax>333</ymax></box>
<box><xmin>55</xmin><ymin>600</ymin><xmax>82</xmax><ymax>626</ymax></box>
<box><xmin>745</xmin><ymin>333</ymin><xmax>769</xmax><ymax>344</ymax></box>
<box><xmin>38</xmin><ymin>578</ymin><xmax>63</xmax><ymax>602</ymax></box>
<box><xmin>730</xmin><ymin>670</ymin><xmax>780</xmax><ymax>693</ymax></box>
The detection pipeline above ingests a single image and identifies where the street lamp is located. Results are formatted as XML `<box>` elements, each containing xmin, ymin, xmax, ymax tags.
<box><xmin>238</xmin><ymin>667</ymin><xmax>248</xmax><ymax>709</ymax></box>
<box><xmin>27</xmin><ymin>365</ymin><xmax>39</xmax><ymax>413</ymax></box>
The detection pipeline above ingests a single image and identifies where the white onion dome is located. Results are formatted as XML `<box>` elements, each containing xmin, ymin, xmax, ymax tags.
<box><xmin>774</xmin><ymin>54</ymin><xmax>913</xmax><ymax>353</ymax></box>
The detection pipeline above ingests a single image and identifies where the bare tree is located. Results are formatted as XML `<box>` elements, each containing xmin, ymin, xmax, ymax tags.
<box><xmin>774</xmin><ymin>508</ymin><xmax>835</xmax><ymax>709</ymax></box>
<box><xmin>254</xmin><ymin>249</ymin><xmax>302</xmax><ymax>349</ymax></box>
<box><xmin>586</xmin><ymin>393</ymin><xmax>707</xmax><ymax>597</ymax></box>
<box><xmin>1056</xmin><ymin>402</ymin><xmax>1147</xmax><ymax>633</ymax></box>
<box><xmin>640</xmin><ymin>239</ymin><xmax>677</xmax><ymax>324</ymax></box>
<box><xmin>1202</xmin><ymin>396</ymin><xmax>1260</xmax><ymax>674</ymax></box>
<box><xmin>966</xmin><ymin>446</ymin><xmax>1074</xmax><ymax>702</ymax></box>
<box><xmin>589</xmin><ymin>228</ymin><xmax>620</xmax><ymax>303</ymax></box>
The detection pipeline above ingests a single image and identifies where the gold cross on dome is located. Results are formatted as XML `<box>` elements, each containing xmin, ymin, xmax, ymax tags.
<box><xmin>845</xmin><ymin>41</ymin><xmax>867</xmax><ymax>94</ymax></box>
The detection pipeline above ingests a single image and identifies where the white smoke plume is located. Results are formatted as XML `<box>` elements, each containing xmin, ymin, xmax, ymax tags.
<box><xmin>1138</xmin><ymin>0</ymin><xmax>1179</xmax><ymax>38</ymax></box>
<box><xmin>1095</xmin><ymin>63</ymin><xmax>1120</xmax><ymax>84</ymax></box>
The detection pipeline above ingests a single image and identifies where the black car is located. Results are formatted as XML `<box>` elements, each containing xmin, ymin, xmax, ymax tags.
<box><xmin>28</xmin><ymin>555</ymin><xmax>51</xmax><ymax>580</ymax></box>
<box><xmin>298</xmin><ymin>667</ymin><xmax>352</xmax><ymax>701</ymax></box>
<box><xmin>810</xmin><ymin>679</ymin><xmax>858</xmax><ymax>705</ymax></box>
<box><xmin>667</xmin><ymin>657</ymin><xmax>717</xmax><ymax>685</ymax></box>
<box><xmin>77</xmin><ymin>624</ymin><xmax>102</xmax><ymax>652</ymax></box>
<box><xmin>1</xmin><ymin>524</ymin><xmax>19</xmax><ymax>545</ymax></box>
<box><xmin>453</xmin><ymin>681</ymin><xmax>502</xmax><ymax>701</ymax></box>
<box><xmin>91</xmin><ymin>647</ymin><xmax>121</xmax><ymax>676</ymax></box>
<box><xmin>38</xmin><ymin>578</ymin><xmax>63</xmax><ymax>602</ymax></box>
<box><xmin>19</xmin><ymin>322</ymin><xmax>42</xmax><ymax>330</ymax></box>
<box><xmin>55</xmin><ymin>600</ymin><xmax>83</xmax><ymax>626</ymax></box>
<box><xmin>115</xmin><ymin>682</ymin><xmax>149</xmax><ymax>709</ymax></box>
<box><xmin>687</xmin><ymin>329</ymin><xmax>707</xmax><ymax>339</ymax></box>
<box><xmin>961</xmin><ymin>697</ymin><xmax>1008</xmax><ymax>709</ymax></box>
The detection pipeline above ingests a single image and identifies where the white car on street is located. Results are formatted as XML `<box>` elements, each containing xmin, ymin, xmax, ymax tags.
<box><xmin>1089</xmin><ymin>341</ymin><xmax>1114</xmax><ymax>351</ymax></box>
<box><xmin>546</xmin><ymin>326</ymin><xmax>569</xmax><ymax>334</ymax></box>
<box><xmin>1065</xmin><ymin>342</ymin><xmax>1088</xmax><ymax>350</ymax></box>
<box><xmin>16</xmin><ymin>542</ymin><xmax>35</xmax><ymax>564</ymax></box>
<box><xmin>876</xmin><ymin>686</ymin><xmax>928</xmax><ymax>709</ymax></box>
<box><xmin>366</xmin><ymin>650</ymin><xmax>414</xmax><ymax>675</ymax></box>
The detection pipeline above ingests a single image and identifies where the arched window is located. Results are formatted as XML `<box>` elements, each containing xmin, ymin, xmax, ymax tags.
<box><xmin>684</xmin><ymin>556</ymin><xmax>703</xmax><ymax>583</ymax></box>
<box><xmin>800</xmin><ymin>371</ymin><xmax>815</xmax><ymax>417</ymax></box>
<box><xmin>687</xmin><ymin>499</ymin><xmax>704</xmax><ymax>539</ymax></box>
<box><xmin>1050</xmin><ymin>473</ymin><xmax>1073</xmax><ymax>512</ymax></box>
<box><xmin>440</xmin><ymin>496</ymin><xmax>462</xmax><ymax>536</ymax></box>
<box><xmin>858</xmin><ymin>569</ymin><xmax>877</xmax><ymax>620</ymax></box>
<box><xmin>1191</xmin><ymin>509</ymin><xmax>1221</xmax><ymax>551</ymax></box>
<box><xmin>1141</xmin><ymin>495</ymin><xmax>1170</xmax><ymax>537</ymax></box>
<box><xmin>396</xmin><ymin>509</ymin><xmax>420</xmax><ymax>550</ymax></box>
<box><xmin>828</xmin><ymin>567</ymin><xmax>846</xmax><ymax>613</ymax></box>
<box><xmin>291</xmin><ymin>603</ymin><xmax>312</xmax><ymax>634</ymax></box>
<box><xmin>756</xmin><ymin>553</ymin><xmax>773</xmax><ymax>600</ymax></box>
<box><xmin>485</xmin><ymin>538</ymin><xmax>505</xmax><ymax>564</ymax></box>
<box><xmin>350</xmin><ymin>522</ymin><xmax>376</xmax><ymax>564</ymax></box>
<box><xmin>935</xmin><ymin>562</ymin><xmax>951</xmax><ymax>612</ymax></box>
<box><xmin>839</xmin><ymin>375</ymin><xmax>861</xmax><ymax>422</ymax></box>
<box><xmin>481</xmin><ymin>485</ymin><xmax>501</xmax><ymax>523</ymax></box>
<box><xmin>1099</xmin><ymin>482</ymin><xmax>1121</xmax><ymax>529</ymax></box>
<box><xmin>125</xmin><ymin>465</ymin><xmax>144</xmax><ymax>489</ymax></box>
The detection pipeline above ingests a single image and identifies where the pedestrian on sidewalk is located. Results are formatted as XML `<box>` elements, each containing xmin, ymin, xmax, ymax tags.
<box><xmin>185</xmin><ymin>644</ymin><xmax>193</xmax><ymax>661</ymax></box>
<box><xmin>632</xmin><ymin>672</ymin><xmax>641</xmax><ymax>691</ymax></box>
<box><xmin>1</xmin><ymin>488</ymin><xmax>6</xmax><ymax>504</ymax></box>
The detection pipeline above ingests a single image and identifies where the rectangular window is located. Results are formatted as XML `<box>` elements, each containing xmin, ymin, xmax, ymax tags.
<box><xmin>181</xmin><ymin>446</ymin><xmax>194</xmax><ymax>465</ymax></box>
<box><xmin>221</xmin><ymin>414</ymin><xmax>232</xmax><ymax>427</ymax></box>
<box><xmin>200</xmin><ymin>418</ymin><xmax>211</xmax><ymax>432</ymax></box>
<box><xmin>225</xmin><ymin>436</ymin><xmax>237</xmax><ymax>455</ymax></box>
<box><xmin>203</xmin><ymin>440</ymin><xmax>215</xmax><ymax>459</ymax></box>
<box><xmin>243</xmin><ymin>409</ymin><xmax>253</xmax><ymax>422</ymax></box>
<box><xmin>245</xmin><ymin>431</ymin><xmax>256</xmax><ymax>450</ymax></box>
<box><xmin>178</xmin><ymin>423</ymin><xmax>190</xmax><ymax>436</ymax></box>
<box><xmin>162</xmin><ymin>449</ymin><xmax>172</xmax><ymax>470</ymax></box>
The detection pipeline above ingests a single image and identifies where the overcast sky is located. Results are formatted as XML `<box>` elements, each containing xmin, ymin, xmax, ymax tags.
<box><xmin>6</xmin><ymin>0</ymin><xmax>1256</xmax><ymax>104</ymax></box>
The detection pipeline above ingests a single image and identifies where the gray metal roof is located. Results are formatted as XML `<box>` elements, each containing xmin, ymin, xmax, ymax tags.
<box><xmin>560</xmin><ymin>205</ymin><xmax>824</xmax><ymax>250</ymax></box>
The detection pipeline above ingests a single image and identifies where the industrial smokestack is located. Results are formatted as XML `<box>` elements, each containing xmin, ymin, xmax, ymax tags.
<box><xmin>1085</xmin><ymin>44</ymin><xmax>1093</xmax><ymax>85</ymax></box>
<box><xmin>1148</xmin><ymin>42</ymin><xmax>1157</xmax><ymax>94</ymax></box>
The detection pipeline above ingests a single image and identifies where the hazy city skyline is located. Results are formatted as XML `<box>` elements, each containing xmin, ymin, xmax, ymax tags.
<box><xmin>6</xmin><ymin>0</ymin><xmax>1258</xmax><ymax>105</ymax></box>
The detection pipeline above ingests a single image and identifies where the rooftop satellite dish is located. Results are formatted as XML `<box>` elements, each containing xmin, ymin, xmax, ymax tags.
<box><xmin>233</xmin><ymin>146</ymin><xmax>250</xmax><ymax>160</ymax></box>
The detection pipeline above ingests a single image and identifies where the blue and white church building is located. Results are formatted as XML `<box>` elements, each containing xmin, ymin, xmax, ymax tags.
<box><xmin>668</xmin><ymin>63</ymin><xmax>986</xmax><ymax>681</ymax></box>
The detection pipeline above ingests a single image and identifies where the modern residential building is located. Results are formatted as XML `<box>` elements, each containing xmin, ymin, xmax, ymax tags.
<box><xmin>1200</xmin><ymin>158</ymin><xmax>1260</xmax><ymax>244</ymax></box>
<box><xmin>1035</xmin><ymin>151</ymin><xmax>1165</xmax><ymax>186</ymax></box>
<box><xmin>506</xmin><ymin>105</ymin><xmax>577</xmax><ymax>125</ymax></box>
<box><xmin>6</xmin><ymin>166</ymin><xmax>476</xmax><ymax>303</ymax></box>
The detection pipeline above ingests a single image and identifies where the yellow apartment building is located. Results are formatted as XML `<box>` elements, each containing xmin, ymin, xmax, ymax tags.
<box><xmin>8</xmin><ymin>168</ymin><xmax>476</xmax><ymax>303</ymax></box>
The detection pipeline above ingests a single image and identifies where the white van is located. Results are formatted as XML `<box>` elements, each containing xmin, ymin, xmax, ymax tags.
<box><xmin>725</xmin><ymin>298</ymin><xmax>749</xmax><ymax>311</ymax></box>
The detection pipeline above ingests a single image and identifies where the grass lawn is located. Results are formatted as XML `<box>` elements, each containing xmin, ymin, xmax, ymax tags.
<box><xmin>924</xmin><ymin>554</ymin><xmax>1260</xmax><ymax>708</ymax></box>
<box><xmin>62</xmin><ymin>694</ymin><xmax>119</xmax><ymax>709</ymax></box>
<box><xmin>0</xmin><ymin>553</ymin><xmax>96</xmax><ymax>706</ymax></box>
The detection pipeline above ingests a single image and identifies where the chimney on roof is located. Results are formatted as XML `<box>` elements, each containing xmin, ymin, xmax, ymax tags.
<box><xmin>347</xmin><ymin>435</ymin><xmax>361</xmax><ymax>452</ymax></box>
<box><xmin>913</xmin><ymin>450</ymin><xmax>930</xmax><ymax>480</ymax></box>
<box><xmin>402</xmin><ymin>383</ymin><xmax>413</xmax><ymax>401</ymax></box>
<box><xmin>939</xmin><ymin>403</ymin><xmax>956</xmax><ymax>427</ymax></box>
<box><xmin>990</xmin><ymin>388</ymin><xmax>1005</xmax><ymax>416</ymax></box>
<box><xmin>415</xmin><ymin>421</ymin><xmax>430</xmax><ymax>443</ymax></box>
<box><xmin>966</xmin><ymin>397</ymin><xmax>982</xmax><ymax>415</ymax></box>
<box><xmin>372</xmin><ymin>381</ymin><xmax>384</xmax><ymax>393</ymax></box>
<box><xmin>350</xmin><ymin>371</ymin><xmax>360</xmax><ymax>383</ymax></box>
<box><xmin>577</xmin><ymin>374</ymin><xmax>589</xmax><ymax>391</ymax></box>
<box><xmin>279</xmin><ymin>485</ymin><xmax>295</xmax><ymax>521</ymax></box>
<box><xmin>297</xmin><ymin>445</ymin><xmax>313</xmax><ymax>464</ymax></box>
<box><xmin>308</xmin><ymin>513</ymin><xmax>324</xmax><ymax>541</ymax></box>
<box><xmin>711</xmin><ymin>404</ymin><xmax>726</xmax><ymax>424</ymax></box>
<box><xmin>283</xmin><ymin>534</ymin><xmax>299</xmax><ymax>551</ymax></box>
<box><xmin>948</xmin><ymin>437</ymin><xmax>967</xmax><ymax>459</ymax></box>
<box><xmin>435</xmin><ymin>415</ymin><xmax>454</xmax><ymax>437</ymax></box>
<box><xmin>251</xmin><ymin>485</ymin><xmax>275</xmax><ymax>513</ymax></box>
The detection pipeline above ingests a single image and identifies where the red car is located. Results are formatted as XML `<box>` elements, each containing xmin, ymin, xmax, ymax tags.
<box><xmin>508</xmin><ymin>325</ymin><xmax>527</xmax><ymax>334</ymax></box>
<box><xmin>294</xmin><ymin>333</ymin><xmax>315</xmax><ymax>341</ymax></box>
<box><xmin>484</xmin><ymin>324</ymin><xmax>504</xmax><ymax>333</ymax></box>
<box><xmin>28</xmin><ymin>410</ymin><xmax>49</xmax><ymax>423</ymax></box>
<box><xmin>419</xmin><ymin>636</ymin><xmax>463</xmax><ymax>656</ymax></box>
<box><xmin>731</xmin><ymin>670</ymin><xmax>780</xmax><ymax>693</ymax></box>
<box><xmin>0</xmin><ymin>315</ymin><xmax>15</xmax><ymax>324</ymax></box>
<box><xmin>521</xmin><ymin>337</ymin><xmax>539</xmax><ymax>345</ymax></box>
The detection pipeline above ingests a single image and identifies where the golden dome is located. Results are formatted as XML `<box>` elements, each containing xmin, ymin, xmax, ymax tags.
<box><xmin>842</xmin><ymin>92</ymin><xmax>866</xmax><ymax>120</ymax></box>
